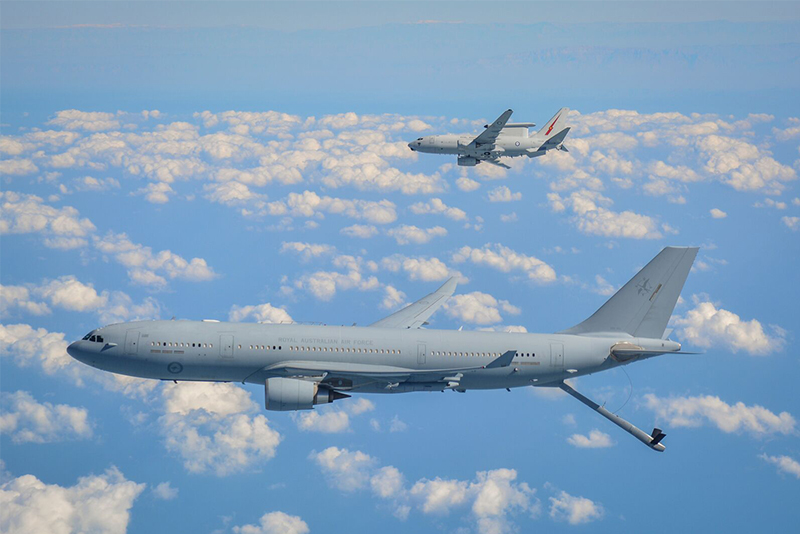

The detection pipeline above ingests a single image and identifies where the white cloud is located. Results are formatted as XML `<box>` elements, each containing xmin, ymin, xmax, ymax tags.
<box><xmin>452</xmin><ymin>244</ymin><xmax>557</xmax><ymax>283</ymax></box>
<box><xmin>487</xmin><ymin>186</ymin><xmax>522</xmax><ymax>202</ymax></box>
<box><xmin>773</xmin><ymin>118</ymin><xmax>800</xmax><ymax>141</ymax></box>
<box><xmin>710</xmin><ymin>208</ymin><xmax>727</xmax><ymax>219</ymax></box>
<box><xmin>152</xmin><ymin>481</ymin><xmax>178</xmax><ymax>500</ymax></box>
<box><xmin>371</xmin><ymin>466</ymin><xmax>405</xmax><ymax>499</ymax></box>
<box><xmin>94</xmin><ymin>231</ymin><xmax>217</xmax><ymax>288</ymax></box>
<box><xmin>386</xmin><ymin>225</ymin><xmax>447</xmax><ymax>245</ymax></box>
<box><xmin>267</xmin><ymin>190</ymin><xmax>397</xmax><ymax>224</ymax></box>
<box><xmin>47</xmin><ymin>109</ymin><xmax>121</xmax><ymax>131</ymax></box>
<box><xmin>232</xmin><ymin>512</ymin><xmax>310</xmax><ymax>534</ymax></box>
<box><xmin>549</xmin><ymin>490</ymin><xmax>604</xmax><ymax>525</ymax></box>
<box><xmin>134</xmin><ymin>182</ymin><xmax>174</xmax><ymax>204</ymax></box>
<box><xmin>0</xmin><ymin>390</ymin><xmax>92</xmax><ymax>444</ymax></box>
<box><xmin>160</xmin><ymin>382</ymin><xmax>282</xmax><ymax>476</ymax></box>
<box><xmin>280</xmin><ymin>241</ymin><xmax>336</xmax><ymax>261</ymax></box>
<box><xmin>548</xmin><ymin>189</ymin><xmax>664</xmax><ymax>239</ymax></box>
<box><xmin>0</xmin><ymin>284</ymin><xmax>51</xmax><ymax>317</ymax></box>
<box><xmin>672</xmin><ymin>296</ymin><xmax>785</xmax><ymax>355</ymax></box>
<box><xmin>340</xmin><ymin>224</ymin><xmax>378</xmax><ymax>238</ymax></box>
<box><xmin>759</xmin><ymin>454</ymin><xmax>800</xmax><ymax>479</ymax></box>
<box><xmin>0</xmin><ymin>159</ymin><xmax>38</xmax><ymax>176</ymax></box>
<box><xmin>0</xmin><ymin>192</ymin><xmax>96</xmax><ymax>249</ymax></box>
<box><xmin>566</xmin><ymin>430</ymin><xmax>613</xmax><ymax>449</ymax></box>
<box><xmin>409</xmin><ymin>198</ymin><xmax>467</xmax><ymax>221</ymax></box>
<box><xmin>644</xmin><ymin>393</ymin><xmax>796</xmax><ymax>437</ymax></box>
<box><xmin>74</xmin><ymin>176</ymin><xmax>121</xmax><ymax>191</ymax></box>
<box><xmin>381</xmin><ymin>285</ymin><xmax>406</xmax><ymax>310</ymax></box>
<box><xmin>0</xmin><ymin>323</ymin><xmax>75</xmax><ymax>376</ymax></box>
<box><xmin>310</xmin><ymin>447</ymin><xmax>377</xmax><ymax>492</ymax></box>
<box><xmin>229</xmin><ymin>303</ymin><xmax>293</xmax><ymax>323</ymax></box>
<box><xmin>456</xmin><ymin>176</ymin><xmax>481</xmax><ymax>192</ymax></box>
<box><xmin>782</xmin><ymin>216</ymin><xmax>799</xmax><ymax>231</ymax></box>
<box><xmin>444</xmin><ymin>292</ymin><xmax>521</xmax><ymax>325</ymax></box>
<box><xmin>0</xmin><ymin>466</ymin><xmax>145</xmax><ymax>534</ymax></box>
<box><xmin>389</xmin><ymin>415</ymin><xmax>409</xmax><ymax>432</ymax></box>
<box><xmin>35</xmin><ymin>276</ymin><xmax>108</xmax><ymax>312</ymax></box>
<box><xmin>380</xmin><ymin>255</ymin><xmax>461</xmax><ymax>282</ymax></box>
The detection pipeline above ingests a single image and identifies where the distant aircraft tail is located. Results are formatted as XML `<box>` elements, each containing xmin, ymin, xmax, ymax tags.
<box><xmin>559</xmin><ymin>247</ymin><xmax>699</xmax><ymax>339</ymax></box>
<box><xmin>536</xmin><ymin>107</ymin><xmax>569</xmax><ymax>139</ymax></box>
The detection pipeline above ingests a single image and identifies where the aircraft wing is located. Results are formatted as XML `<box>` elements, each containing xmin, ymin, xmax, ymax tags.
<box><xmin>244</xmin><ymin>351</ymin><xmax>517</xmax><ymax>389</ymax></box>
<box><xmin>468</xmin><ymin>109</ymin><xmax>513</xmax><ymax>148</ymax></box>
<box><xmin>369</xmin><ymin>278</ymin><xmax>457</xmax><ymax>329</ymax></box>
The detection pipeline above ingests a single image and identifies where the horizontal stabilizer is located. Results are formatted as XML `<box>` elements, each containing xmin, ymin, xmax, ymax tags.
<box><xmin>485</xmin><ymin>350</ymin><xmax>516</xmax><ymax>369</ymax></box>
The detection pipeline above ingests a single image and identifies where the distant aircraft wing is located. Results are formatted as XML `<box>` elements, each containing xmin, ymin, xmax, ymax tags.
<box><xmin>468</xmin><ymin>109</ymin><xmax>513</xmax><ymax>148</ymax></box>
<box><xmin>369</xmin><ymin>278</ymin><xmax>457</xmax><ymax>329</ymax></box>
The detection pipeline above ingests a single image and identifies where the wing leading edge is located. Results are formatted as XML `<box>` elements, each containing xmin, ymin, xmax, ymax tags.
<box><xmin>369</xmin><ymin>277</ymin><xmax>457</xmax><ymax>329</ymax></box>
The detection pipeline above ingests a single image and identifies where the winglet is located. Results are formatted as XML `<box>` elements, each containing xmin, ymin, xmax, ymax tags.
<box><xmin>485</xmin><ymin>350</ymin><xmax>516</xmax><ymax>369</ymax></box>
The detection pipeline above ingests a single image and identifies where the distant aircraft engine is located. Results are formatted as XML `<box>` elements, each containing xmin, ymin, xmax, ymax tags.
<box><xmin>458</xmin><ymin>156</ymin><xmax>479</xmax><ymax>166</ymax></box>
<box><xmin>264</xmin><ymin>377</ymin><xmax>348</xmax><ymax>411</ymax></box>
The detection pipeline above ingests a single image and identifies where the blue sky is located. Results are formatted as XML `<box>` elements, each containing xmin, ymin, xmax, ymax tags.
<box><xmin>1</xmin><ymin>2</ymin><xmax>799</xmax><ymax>533</ymax></box>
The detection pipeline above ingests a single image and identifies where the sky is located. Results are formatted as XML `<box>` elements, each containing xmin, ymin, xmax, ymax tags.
<box><xmin>1</xmin><ymin>2</ymin><xmax>799</xmax><ymax>533</ymax></box>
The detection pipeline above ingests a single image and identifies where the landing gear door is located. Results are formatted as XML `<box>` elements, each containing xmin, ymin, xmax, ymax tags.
<box><xmin>550</xmin><ymin>343</ymin><xmax>564</xmax><ymax>369</ymax></box>
<box><xmin>125</xmin><ymin>331</ymin><xmax>140</xmax><ymax>355</ymax></box>
<box><xmin>220</xmin><ymin>334</ymin><xmax>234</xmax><ymax>359</ymax></box>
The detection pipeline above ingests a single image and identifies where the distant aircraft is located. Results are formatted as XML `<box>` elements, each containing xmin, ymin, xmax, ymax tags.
<box><xmin>408</xmin><ymin>108</ymin><xmax>570</xmax><ymax>168</ymax></box>
<box><xmin>68</xmin><ymin>247</ymin><xmax>698</xmax><ymax>451</ymax></box>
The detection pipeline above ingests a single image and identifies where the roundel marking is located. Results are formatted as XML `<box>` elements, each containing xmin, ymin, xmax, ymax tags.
<box><xmin>168</xmin><ymin>362</ymin><xmax>183</xmax><ymax>374</ymax></box>
<box><xmin>515</xmin><ymin>141</ymin><xmax>520</xmax><ymax>146</ymax></box>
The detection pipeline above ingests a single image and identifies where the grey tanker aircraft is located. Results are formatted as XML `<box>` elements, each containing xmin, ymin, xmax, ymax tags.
<box><xmin>408</xmin><ymin>108</ymin><xmax>570</xmax><ymax>168</ymax></box>
<box><xmin>68</xmin><ymin>247</ymin><xmax>698</xmax><ymax>451</ymax></box>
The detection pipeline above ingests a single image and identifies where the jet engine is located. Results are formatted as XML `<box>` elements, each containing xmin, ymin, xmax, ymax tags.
<box><xmin>458</xmin><ymin>156</ymin><xmax>479</xmax><ymax>167</ymax></box>
<box><xmin>264</xmin><ymin>377</ymin><xmax>349</xmax><ymax>411</ymax></box>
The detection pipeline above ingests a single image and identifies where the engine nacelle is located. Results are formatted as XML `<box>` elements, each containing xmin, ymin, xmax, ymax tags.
<box><xmin>264</xmin><ymin>377</ymin><xmax>348</xmax><ymax>411</ymax></box>
<box><xmin>457</xmin><ymin>156</ymin><xmax>479</xmax><ymax>167</ymax></box>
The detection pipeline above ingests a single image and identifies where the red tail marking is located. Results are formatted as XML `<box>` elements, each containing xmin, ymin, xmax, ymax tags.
<box><xmin>546</xmin><ymin>114</ymin><xmax>560</xmax><ymax>136</ymax></box>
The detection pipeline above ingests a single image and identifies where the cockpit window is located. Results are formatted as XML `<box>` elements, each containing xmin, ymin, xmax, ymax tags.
<box><xmin>87</xmin><ymin>335</ymin><xmax>104</xmax><ymax>343</ymax></box>
<box><xmin>96</xmin><ymin>336</ymin><xmax>104</xmax><ymax>343</ymax></box>
<box><xmin>82</xmin><ymin>332</ymin><xmax>92</xmax><ymax>340</ymax></box>
<box><xmin>417</xmin><ymin>138</ymin><xmax>423</xmax><ymax>140</ymax></box>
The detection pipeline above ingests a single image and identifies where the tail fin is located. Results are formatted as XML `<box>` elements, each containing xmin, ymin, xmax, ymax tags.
<box><xmin>536</xmin><ymin>107</ymin><xmax>569</xmax><ymax>139</ymax></box>
<box><xmin>560</xmin><ymin>247</ymin><xmax>699</xmax><ymax>338</ymax></box>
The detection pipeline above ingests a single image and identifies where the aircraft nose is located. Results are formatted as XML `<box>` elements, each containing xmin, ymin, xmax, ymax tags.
<box><xmin>408</xmin><ymin>142</ymin><xmax>416</xmax><ymax>151</ymax></box>
<box><xmin>66</xmin><ymin>341</ymin><xmax>84</xmax><ymax>362</ymax></box>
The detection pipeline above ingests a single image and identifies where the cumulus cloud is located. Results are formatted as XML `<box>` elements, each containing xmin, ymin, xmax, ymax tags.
<box><xmin>0</xmin><ymin>390</ymin><xmax>93</xmax><ymax>444</ymax></box>
<box><xmin>380</xmin><ymin>254</ymin><xmax>462</xmax><ymax>282</ymax></box>
<box><xmin>644</xmin><ymin>393</ymin><xmax>795</xmax><ymax>437</ymax></box>
<box><xmin>0</xmin><ymin>192</ymin><xmax>96</xmax><ymax>249</ymax></box>
<box><xmin>159</xmin><ymin>382</ymin><xmax>282</xmax><ymax>476</ymax></box>
<box><xmin>47</xmin><ymin>109</ymin><xmax>122</xmax><ymax>131</ymax></box>
<box><xmin>229</xmin><ymin>303</ymin><xmax>293</xmax><ymax>323</ymax></box>
<box><xmin>0</xmin><ymin>159</ymin><xmax>38</xmax><ymax>176</ymax></box>
<box><xmin>94</xmin><ymin>231</ymin><xmax>217</xmax><ymax>288</ymax></box>
<box><xmin>311</xmin><ymin>446</ymin><xmax>540</xmax><ymax>533</ymax></box>
<box><xmin>409</xmin><ymin>198</ymin><xmax>468</xmax><ymax>221</ymax></box>
<box><xmin>0</xmin><ymin>466</ymin><xmax>145</xmax><ymax>534</ymax></box>
<box><xmin>232</xmin><ymin>512</ymin><xmax>310</xmax><ymax>534</ymax></box>
<box><xmin>759</xmin><ymin>454</ymin><xmax>800</xmax><ymax>479</ymax></box>
<box><xmin>548</xmin><ymin>189</ymin><xmax>665</xmax><ymax>239</ymax></box>
<box><xmin>134</xmin><ymin>182</ymin><xmax>174</xmax><ymax>204</ymax></box>
<box><xmin>456</xmin><ymin>176</ymin><xmax>481</xmax><ymax>192</ymax></box>
<box><xmin>280</xmin><ymin>241</ymin><xmax>336</xmax><ymax>261</ymax></box>
<box><xmin>452</xmin><ymin>244</ymin><xmax>557</xmax><ymax>283</ymax></box>
<box><xmin>444</xmin><ymin>292</ymin><xmax>521</xmax><ymax>325</ymax></box>
<box><xmin>386</xmin><ymin>225</ymin><xmax>447</xmax><ymax>245</ymax></box>
<box><xmin>310</xmin><ymin>447</ymin><xmax>378</xmax><ymax>492</ymax></box>
<box><xmin>0</xmin><ymin>285</ymin><xmax>51</xmax><ymax>317</ymax></box>
<box><xmin>566</xmin><ymin>430</ymin><xmax>613</xmax><ymax>448</ymax></box>
<box><xmin>267</xmin><ymin>190</ymin><xmax>397</xmax><ymax>224</ymax></box>
<box><xmin>782</xmin><ymin>216</ymin><xmax>799</xmax><ymax>231</ymax></box>
<box><xmin>710</xmin><ymin>208</ymin><xmax>728</xmax><ymax>219</ymax></box>
<box><xmin>487</xmin><ymin>186</ymin><xmax>522</xmax><ymax>202</ymax></box>
<box><xmin>340</xmin><ymin>224</ymin><xmax>379</xmax><ymax>238</ymax></box>
<box><xmin>296</xmin><ymin>399</ymin><xmax>375</xmax><ymax>433</ymax></box>
<box><xmin>152</xmin><ymin>481</ymin><xmax>178</xmax><ymax>500</ymax></box>
<box><xmin>672</xmin><ymin>296</ymin><xmax>785</xmax><ymax>355</ymax></box>
<box><xmin>549</xmin><ymin>490</ymin><xmax>604</xmax><ymax>525</ymax></box>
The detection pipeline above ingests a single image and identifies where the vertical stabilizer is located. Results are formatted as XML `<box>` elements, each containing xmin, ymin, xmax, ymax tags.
<box><xmin>536</xmin><ymin>107</ymin><xmax>569</xmax><ymax>139</ymax></box>
<box><xmin>560</xmin><ymin>247</ymin><xmax>698</xmax><ymax>338</ymax></box>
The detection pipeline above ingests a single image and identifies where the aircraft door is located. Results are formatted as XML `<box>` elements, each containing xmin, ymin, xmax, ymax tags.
<box><xmin>124</xmin><ymin>331</ymin><xmax>140</xmax><ymax>355</ymax></box>
<box><xmin>220</xmin><ymin>335</ymin><xmax>234</xmax><ymax>359</ymax></box>
<box><xmin>417</xmin><ymin>343</ymin><xmax>426</xmax><ymax>365</ymax></box>
<box><xmin>550</xmin><ymin>343</ymin><xmax>564</xmax><ymax>369</ymax></box>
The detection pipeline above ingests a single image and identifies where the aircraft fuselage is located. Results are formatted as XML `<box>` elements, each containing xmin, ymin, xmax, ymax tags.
<box><xmin>67</xmin><ymin>320</ymin><xmax>678</xmax><ymax>394</ymax></box>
